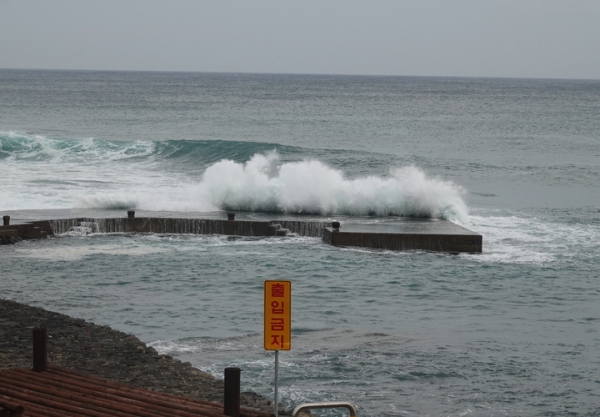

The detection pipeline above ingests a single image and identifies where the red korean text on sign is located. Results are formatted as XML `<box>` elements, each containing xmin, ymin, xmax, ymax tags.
<box><xmin>264</xmin><ymin>281</ymin><xmax>291</xmax><ymax>350</ymax></box>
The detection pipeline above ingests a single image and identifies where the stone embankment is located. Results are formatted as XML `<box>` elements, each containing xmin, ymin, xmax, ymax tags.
<box><xmin>0</xmin><ymin>299</ymin><xmax>277</xmax><ymax>414</ymax></box>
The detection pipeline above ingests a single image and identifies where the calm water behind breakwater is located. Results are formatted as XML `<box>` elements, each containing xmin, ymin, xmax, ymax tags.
<box><xmin>1</xmin><ymin>70</ymin><xmax>599</xmax><ymax>416</ymax></box>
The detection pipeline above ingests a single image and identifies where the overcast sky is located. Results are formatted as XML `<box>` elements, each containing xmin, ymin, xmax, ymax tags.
<box><xmin>1</xmin><ymin>0</ymin><xmax>599</xmax><ymax>80</ymax></box>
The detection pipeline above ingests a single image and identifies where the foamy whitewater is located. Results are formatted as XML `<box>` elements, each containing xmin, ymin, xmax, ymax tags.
<box><xmin>1</xmin><ymin>134</ymin><xmax>468</xmax><ymax>222</ymax></box>
<box><xmin>1</xmin><ymin>70</ymin><xmax>599</xmax><ymax>416</ymax></box>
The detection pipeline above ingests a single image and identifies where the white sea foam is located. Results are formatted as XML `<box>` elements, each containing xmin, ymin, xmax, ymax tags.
<box><xmin>194</xmin><ymin>152</ymin><xmax>469</xmax><ymax>221</ymax></box>
<box><xmin>2</xmin><ymin>133</ymin><xmax>469</xmax><ymax>221</ymax></box>
<box><xmin>467</xmin><ymin>211</ymin><xmax>600</xmax><ymax>265</ymax></box>
<box><xmin>13</xmin><ymin>245</ymin><xmax>167</xmax><ymax>262</ymax></box>
<box><xmin>149</xmin><ymin>339</ymin><xmax>205</xmax><ymax>355</ymax></box>
<box><xmin>77</xmin><ymin>152</ymin><xmax>468</xmax><ymax>221</ymax></box>
<box><xmin>76</xmin><ymin>153</ymin><xmax>468</xmax><ymax>224</ymax></box>
<box><xmin>149</xmin><ymin>335</ymin><xmax>261</xmax><ymax>356</ymax></box>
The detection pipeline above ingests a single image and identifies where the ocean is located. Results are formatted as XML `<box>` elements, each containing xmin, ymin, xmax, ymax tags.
<box><xmin>1</xmin><ymin>69</ymin><xmax>599</xmax><ymax>416</ymax></box>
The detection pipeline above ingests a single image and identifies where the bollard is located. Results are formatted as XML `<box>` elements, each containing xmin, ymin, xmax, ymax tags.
<box><xmin>227</xmin><ymin>212</ymin><xmax>235</xmax><ymax>221</ymax></box>
<box><xmin>224</xmin><ymin>367</ymin><xmax>241</xmax><ymax>417</ymax></box>
<box><xmin>332</xmin><ymin>221</ymin><xmax>340</xmax><ymax>232</ymax></box>
<box><xmin>2</xmin><ymin>215</ymin><xmax>9</xmax><ymax>226</ymax></box>
<box><xmin>127</xmin><ymin>210</ymin><xmax>135</xmax><ymax>219</ymax></box>
<box><xmin>33</xmin><ymin>328</ymin><xmax>47</xmax><ymax>372</ymax></box>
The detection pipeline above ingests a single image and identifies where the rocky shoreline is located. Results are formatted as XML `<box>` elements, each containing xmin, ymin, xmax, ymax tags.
<box><xmin>0</xmin><ymin>299</ymin><xmax>277</xmax><ymax>414</ymax></box>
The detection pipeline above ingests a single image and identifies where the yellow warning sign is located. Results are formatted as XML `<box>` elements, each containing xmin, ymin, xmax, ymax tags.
<box><xmin>264</xmin><ymin>280</ymin><xmax>291</xmax><ymax>351</ymax></box>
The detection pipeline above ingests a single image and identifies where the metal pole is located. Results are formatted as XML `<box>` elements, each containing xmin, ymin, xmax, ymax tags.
<box><xmin>32</xmin><ymin>327</ymin><xmax>47</xmax><ymax>372</ymax></box>
<box><xmin>224</xmin><ymin>367</ymin><xmax>241</xmax><ymax>417</ymax></box>
<box><xmin>274</xmin><ymin>350</ymin><xmax>279</xmax><ymax>417</ymax></box>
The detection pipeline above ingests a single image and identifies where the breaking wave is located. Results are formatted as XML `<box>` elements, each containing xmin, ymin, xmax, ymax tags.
<box><xmin>1</xmin><ymin>132</ymin><xmax>469</xmax><ymax>222</ymax></box>
<box><xmin>78</xmin><ymin>152</ymin><xmax>469</xmax><ymax>222</ymax></box>
<box><xmin>194</xmin><ymin>152</ymin><xmax>468</xmax><ymax>221</ymax></box>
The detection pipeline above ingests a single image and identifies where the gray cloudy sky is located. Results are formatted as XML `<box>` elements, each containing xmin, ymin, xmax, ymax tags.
<box><xmin>1</xmin><ymin>0</ymin><xmax>599</xmax><ymax>79</ymax></box>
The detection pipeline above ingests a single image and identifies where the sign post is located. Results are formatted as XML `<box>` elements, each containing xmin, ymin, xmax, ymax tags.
<box><xmin>264</xmin><ymin>280</ymin><xmax>291</xmax><ymax>417</ymax></box>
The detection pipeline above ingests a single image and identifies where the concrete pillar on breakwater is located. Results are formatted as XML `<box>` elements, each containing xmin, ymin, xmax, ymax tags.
<box><xmin>224</xmin><ymin>213</ymin><xmax>236</xmax><ymax>235</ymax></box>
<box><xmin>332</xmin><ymin>221</ymin><xmax>340</xmax><ymax>232</ymax></box>
<box><xmin>3</xmin><ymin>216</ymin><xmax>9</xmax><ymax>226</ymax></box>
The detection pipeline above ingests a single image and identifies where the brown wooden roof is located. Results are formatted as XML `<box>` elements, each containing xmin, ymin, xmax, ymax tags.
<box><xmin>0</xmin><ymin>365</ymin><xmax>273</xmax><ymax>417</ymax></box>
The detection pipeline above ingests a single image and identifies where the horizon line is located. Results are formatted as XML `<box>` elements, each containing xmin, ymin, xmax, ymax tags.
<box><xmin>1</xmin><ymin>66</ymin><xmax>598</xmax><ymax>83</ymax></box>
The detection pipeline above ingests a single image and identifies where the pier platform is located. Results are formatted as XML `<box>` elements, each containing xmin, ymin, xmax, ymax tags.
<box><xmin>323</xmin><ymin>219</ymin><xmax>482</xmax><ymax>253</ymax></box>
<box><xmin>0</xmin><ymin>210</ymin><xmax>482</xmax><ymax>253</ymax></box>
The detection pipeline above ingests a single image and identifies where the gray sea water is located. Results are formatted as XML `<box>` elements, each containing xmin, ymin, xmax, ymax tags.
<box><xmin>1</xmin><ymin>69</ymin><xmax>599</xmax><ymax>416</ymax></box>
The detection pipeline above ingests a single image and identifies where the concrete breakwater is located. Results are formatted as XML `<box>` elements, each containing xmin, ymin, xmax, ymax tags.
<box><xmin>47</xmin><ymin>216</ymin><xmax>328</xmax><ymax>238</ymax></box>
<box><xmin>0</xmin><ymin>212</ymin><xmax>482</xmax><ymax>253</ymax></box>
<box><xmin>323</xmin><ymin>220</ymin><xmax>483</xmax><ymax>253</ymax></box>
<box><xmin>0</xmin><ymin>213</ymin><xmax>328</xmax><ymax>242</ymax></box>
<box><xmin>1</xmin><ymin>215</ymin><xmax>48</xmax><ymax>243</ymax></box>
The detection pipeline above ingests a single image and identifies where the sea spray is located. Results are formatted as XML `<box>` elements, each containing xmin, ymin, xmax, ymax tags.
<box><xmin>75</xmin><ymin>152</ymin><xmax>469</xmax><ymax>222</ymax></box>
<box><xmin>198</xmin><ymin>152</ymin><xmax>469</xmax><ymax>222</ymax></box>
